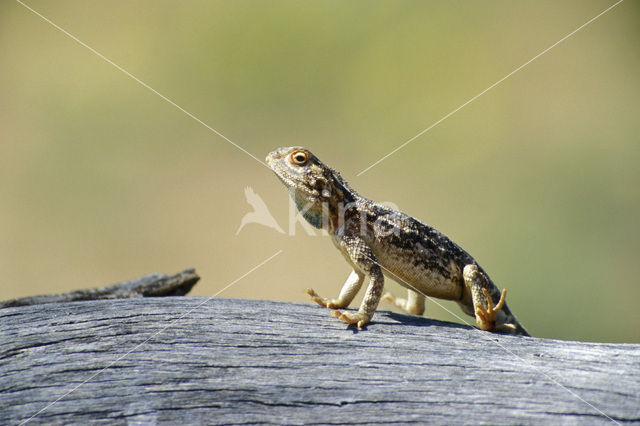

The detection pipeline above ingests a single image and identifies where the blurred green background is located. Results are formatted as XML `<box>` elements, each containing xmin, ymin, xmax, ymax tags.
<box><xmin>1</xmin><ymin>1</ymin><xmax>638</xmax><ymax>342</ymax></box>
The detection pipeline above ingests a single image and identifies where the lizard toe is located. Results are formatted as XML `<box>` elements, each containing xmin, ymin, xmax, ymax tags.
<box><xmin>335</xmin><ymin>311</ymin><xmax>370</xmax><ymax>328</ymax></box>
<box><xmin>306</xmin><ymin>288</ymin><xmax>332</xmax><ymax>308</ymax></box>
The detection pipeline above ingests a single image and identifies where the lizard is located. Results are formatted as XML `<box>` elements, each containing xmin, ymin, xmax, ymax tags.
<box><xmin>266</xmin><ymin>146</ymin><xmax>530</xmax><ymax>336</ymax></box>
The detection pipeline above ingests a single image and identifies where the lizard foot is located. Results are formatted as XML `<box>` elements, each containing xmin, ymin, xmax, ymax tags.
<box><xmin>382</xmin><ymin>291</ymin><xmax>425</xmax><ymax>316</ymax></box>
<box><xmin>305</xmin><ymin>288</ymin><xmax>340</xmax><ymax>309</ymax></box>
<box><xmin>331</xmin><ymin>310</ymin><xmax>370</xmax><ymax>329</ymax></box>
<box><xmin>474</xmin><ymin>288</ymin><xmax>509</xmax><ymax>331</ymax></box>
<box><xmin>381</xmin><ymin>292</ymin><xmax>396</xmax><ymax>304</ymax></box>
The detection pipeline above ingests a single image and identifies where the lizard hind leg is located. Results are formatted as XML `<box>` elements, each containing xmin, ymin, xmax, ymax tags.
<box><xmin>463</xmin><ymin>264</ymin><xmax>515</xmax><ymax>332</ymax></box>
<box><xmin>382</xmin><ymin>289</ymin><xmax>425</xmax><ymax>316</ymax></box>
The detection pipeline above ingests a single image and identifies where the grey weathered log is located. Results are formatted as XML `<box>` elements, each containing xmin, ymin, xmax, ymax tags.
<box><xmin>1</xmin><ymin>297</ymin><xmax>638</xmax><ymax>425</ymax></box>
<box><xmin>0</xmin><ymin>269</ymin><xmax>199</xmax><ymax>308</ymax></box>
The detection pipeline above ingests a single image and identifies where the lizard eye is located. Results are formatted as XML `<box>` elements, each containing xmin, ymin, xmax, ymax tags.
<box><xmin>290</xmin><ymin>150</ymin><xmax>309</xmax><ymax>166</ymax></box>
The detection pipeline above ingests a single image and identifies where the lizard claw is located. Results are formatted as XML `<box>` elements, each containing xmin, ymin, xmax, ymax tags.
<box><xmin>306</xmin><ymin>288</ymin><xmax>335</xmax><ymax>308</ymax></box>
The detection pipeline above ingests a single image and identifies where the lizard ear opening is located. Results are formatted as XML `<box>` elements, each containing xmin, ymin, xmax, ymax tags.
<box><xmin>290</xmin><ymin>150</ymin><xmax>309</xmax><ymax>166</ymax></box>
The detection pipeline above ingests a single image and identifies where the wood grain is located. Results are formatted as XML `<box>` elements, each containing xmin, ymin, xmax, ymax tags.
<box><xmin>1</xmin><ymin>297</ymin><xmax>638</xmax><ymax>425</ymax></box>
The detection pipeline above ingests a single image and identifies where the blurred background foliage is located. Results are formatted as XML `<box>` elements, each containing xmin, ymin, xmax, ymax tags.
<box><xmin>1</xmin><ymin>0</ymin><xmax>638</xmax><ymax>342</ymax></box>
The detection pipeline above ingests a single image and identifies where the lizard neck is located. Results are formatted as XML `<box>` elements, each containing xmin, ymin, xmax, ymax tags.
<box><xmin>323</xmin><ymin>172</ymin><xmax>361</xmax><ymax>235</ymax></box>
<box><xmin>288</xmin><ymin>166</ymin><xmax>362</xmax><ymax>234</ymax></box>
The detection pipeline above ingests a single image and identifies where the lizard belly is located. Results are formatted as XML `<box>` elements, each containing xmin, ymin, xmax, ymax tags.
<box><xmin>370</xmin><ymin>242</ymin><xmax>464</xmax><ymax>300</ymax></box>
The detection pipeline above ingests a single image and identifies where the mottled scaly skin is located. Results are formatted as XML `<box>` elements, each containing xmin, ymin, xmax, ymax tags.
<box><xmin>266</xmin><ymin>146</ymin><xmax>529</xmax><ymax>336</ymax></box>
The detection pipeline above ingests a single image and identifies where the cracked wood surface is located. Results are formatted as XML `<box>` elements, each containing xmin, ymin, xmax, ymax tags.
<box><xmin>1</xmin><ymin>297</ymin><xmax>638</xmax><ymax>425</ymax></box>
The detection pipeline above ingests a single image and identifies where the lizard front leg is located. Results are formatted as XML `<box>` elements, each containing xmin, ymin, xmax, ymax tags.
<box><xmin>306</xmin><ymin>269</ymin><xmax>364</xmax><ymax>309</ymax></box>
<box><xmin>331</xmin><ymin>236</ymin><xmax>384</xmax><ymax>329</ymax></box>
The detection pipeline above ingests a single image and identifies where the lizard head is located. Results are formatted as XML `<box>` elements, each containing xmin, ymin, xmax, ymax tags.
<box><xmin>266</xmin><ymin>146</ymin><xmax>355</xmax><ymax>229</ymax></box>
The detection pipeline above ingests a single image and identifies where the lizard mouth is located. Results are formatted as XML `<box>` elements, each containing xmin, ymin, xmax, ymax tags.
<box><xmin>265</xmin><ymin>147</ymin><xmax>306</xmax><ymax>190</ymax></box>
<box><xmin>264</xmin><ymin>150</ymin><xmax>278</xmax><ymax>167</ymax></box>
<box><xmin>265</xmin><ymin>152</ymin><xmax>290</xmax><ymax>183</ymax></box>
<box><xmin>266</xmin><ymin>145</ymin><xmax>334</xmax><ymax>204</ymax></box>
